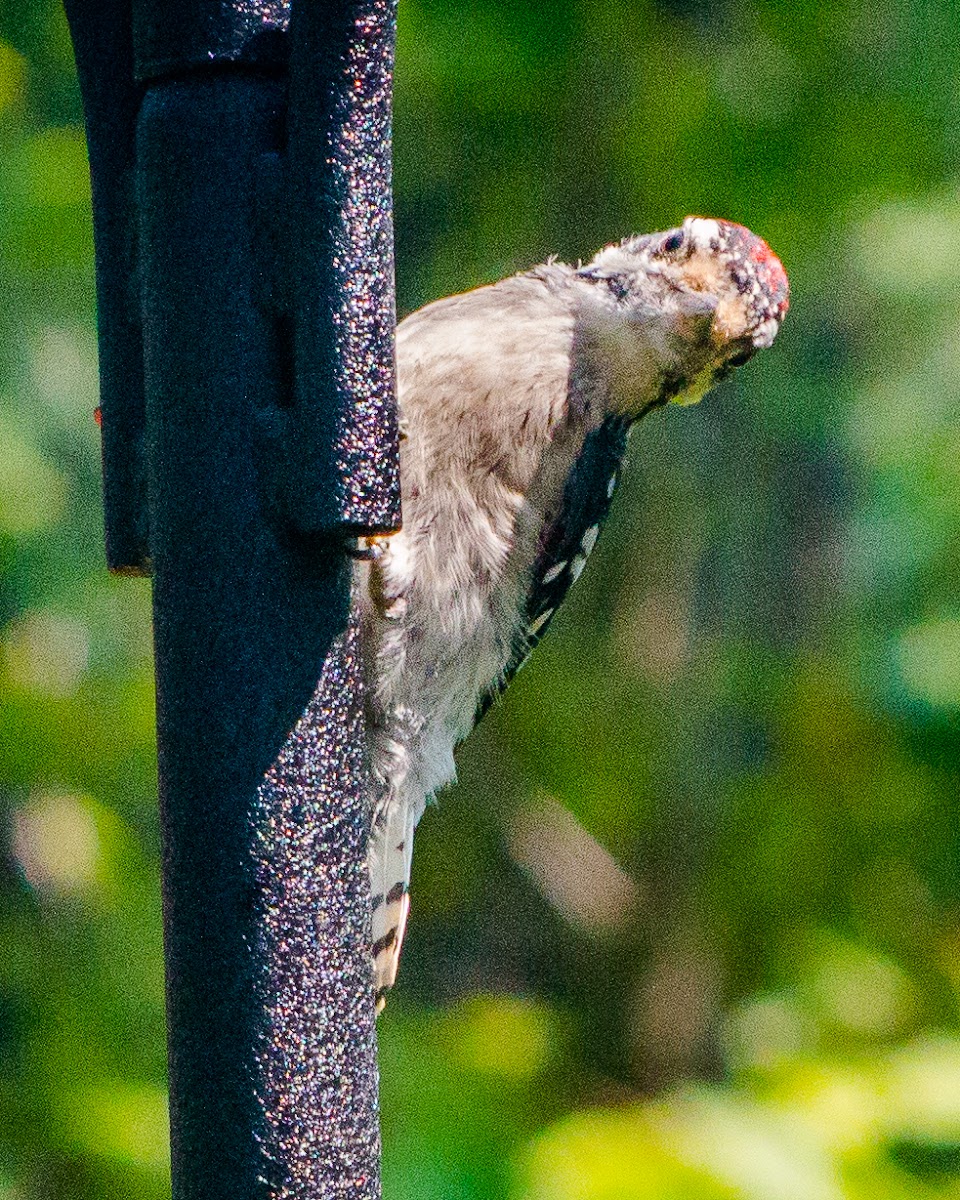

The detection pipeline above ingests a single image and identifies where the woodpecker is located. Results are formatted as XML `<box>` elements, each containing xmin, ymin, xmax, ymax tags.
<box><xmin>357</xmin><ymin>216</ymin><xmax>789</xmax><ymax>1009</ymax></box>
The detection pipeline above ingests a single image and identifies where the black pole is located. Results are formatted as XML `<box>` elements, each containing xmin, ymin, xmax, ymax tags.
<box><xmin>284</xmin><ymin>0</ymin><xmax>401</xmax><ymax>536</ymax></box>
<box><xmin>62</xmin><ymin>0</ymin><xmax>148</xmax><ymax>573</ymax></box>
<box><xmin>64</xmin><ymin>2</ymin><xmax>399</xmax><ymax>1196</ymax></box>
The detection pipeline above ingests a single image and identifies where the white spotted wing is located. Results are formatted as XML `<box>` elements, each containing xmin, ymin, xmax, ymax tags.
<box><xmin>475</xmin><ymin>415</ymin><xmax>631</xmax><ymax>722</ymax></box>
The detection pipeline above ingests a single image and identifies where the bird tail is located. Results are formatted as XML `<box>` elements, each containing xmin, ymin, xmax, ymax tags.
<box><xmin>368</xmin><ymin>799</ymin><xmax>416</xmax><ymax>1012</ymax></box>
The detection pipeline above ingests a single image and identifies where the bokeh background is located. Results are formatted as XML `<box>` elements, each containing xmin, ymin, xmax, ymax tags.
<box><xmin>2</xmin><ymin>1</ymin><xmax>960</xmax><ymax>1197</ymax></box>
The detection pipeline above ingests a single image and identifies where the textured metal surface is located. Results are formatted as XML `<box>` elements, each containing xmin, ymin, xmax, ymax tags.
<box><xmin>133</xmin><ymin>0</ymin><xmax>290</xmax><ymax>82</ymax></box>
<box><xmin>283</xmin><ymin>0</ymin><xmax>402</xmax><ymax>536</ymax></box>
<box><xmin>70</xmin><ymin>0</ymin><xmax>402</xmax><ymax>557</ymax></box>
<box><xmin>138</xmin><ymin>74</ymin><xmax>380</xmax><ymax>1199</ymax></box>
<box><xmin>253</xmin><ymin>615</ymin><xmax>381</xmax><ymax>1198</ymax></box>
<box><xmin>71</xmin><ymin>3</ymin><xmax>395</xmax><ymax>1191</ymax></box>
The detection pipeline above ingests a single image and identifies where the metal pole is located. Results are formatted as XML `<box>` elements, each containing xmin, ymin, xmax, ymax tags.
<box><xmin>62</xmin><ymin>0</ymin><xmax>148</xmax><ymax>574</ymax></box>
<box><xmin>65</xmin><ymin>2</ymin><xmax>399</xmax><ymax>1195</ymax></box>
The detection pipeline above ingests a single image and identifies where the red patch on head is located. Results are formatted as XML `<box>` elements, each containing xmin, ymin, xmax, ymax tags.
<box><xmin>760</xmin><ymin>252</ymin><xmax>789</xmax><ymax>312</ymax></box>
<box><xmin>727</xmin><ymin>222</ymin><xmax>789</xmax><ymax>308</ymax></box>
<box><xmin>94</xmin><ymin>406</ymin><xmax>102</xmax><ymax>427</ymax></box>
<box><xmin>751</xmin><ymin>238</ymin><xmax>787</xmax><ymax>289</ymax></box>
<box><xmin>750</xmin><ymin>240</ymin><xmax>774</xmax><ymax>265</ymax></box>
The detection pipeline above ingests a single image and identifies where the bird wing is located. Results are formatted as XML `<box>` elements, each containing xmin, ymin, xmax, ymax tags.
<box><xmin>474</xmin><ymin>414</ymin><xmax>631</xmax><ymax>723</ymax></box>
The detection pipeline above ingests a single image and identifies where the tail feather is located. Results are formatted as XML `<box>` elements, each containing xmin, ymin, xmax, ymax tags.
<box><xmin>368</xmin><ymin>800</ymin><xmax>417</xmax><ymax>1012</ymax></box>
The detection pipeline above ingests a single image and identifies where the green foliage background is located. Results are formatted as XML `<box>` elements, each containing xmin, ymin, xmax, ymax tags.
<box><xmin>2</xmin><ymin>2</ymin><xmax>960</xmax><ymax>1197</ymax></box>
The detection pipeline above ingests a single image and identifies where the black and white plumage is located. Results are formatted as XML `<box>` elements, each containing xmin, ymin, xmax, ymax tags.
<box><xmin>357</xmin><ymin>216</ymin><xmax>789</xmax><ymax>1008</ymax></box>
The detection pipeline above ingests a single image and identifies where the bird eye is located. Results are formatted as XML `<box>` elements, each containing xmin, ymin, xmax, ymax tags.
<box><xmin>662</xmin><ymin>231</ymin><xmax>684</xmax><ymax>253</ymax></box>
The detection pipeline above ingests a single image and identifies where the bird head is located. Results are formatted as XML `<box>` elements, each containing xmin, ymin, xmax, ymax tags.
<box><xmin>582</xmin><ymin>216</ymin><xmax>789</xmax><ymax>408</ymax></box>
